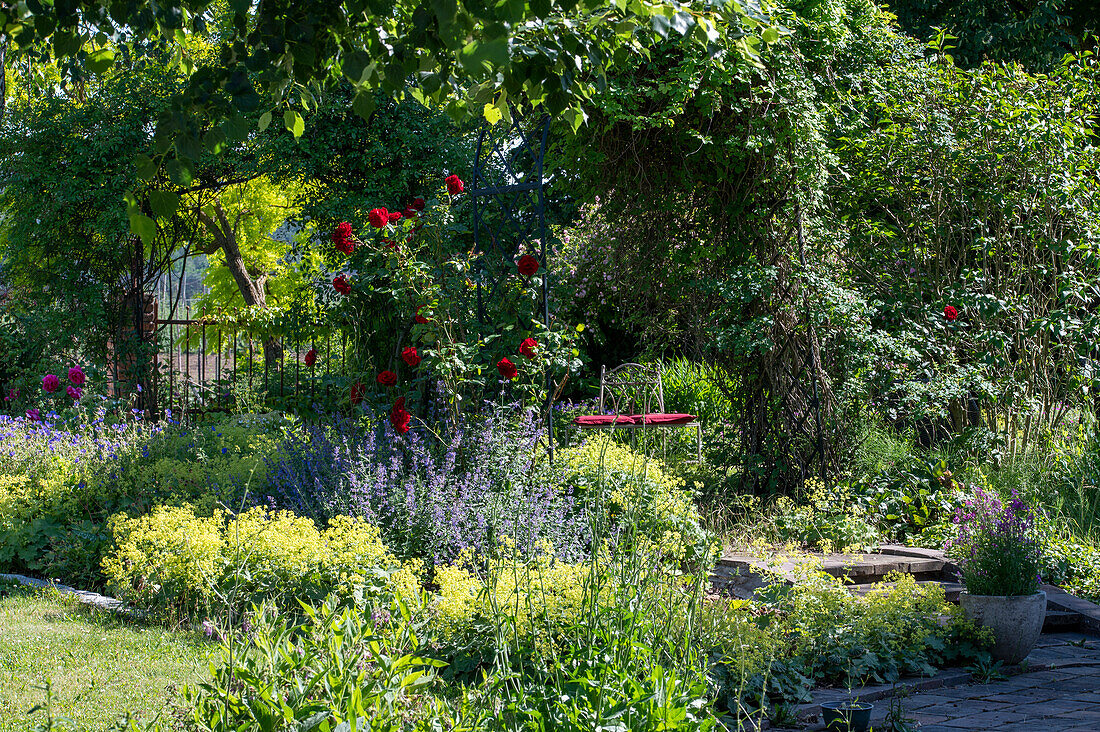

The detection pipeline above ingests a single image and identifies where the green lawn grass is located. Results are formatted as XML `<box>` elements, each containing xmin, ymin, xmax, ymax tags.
<box><xmin>0</xmin><ymin>582</ymin><xmax>211</xmax><ymax>731</ymax></box>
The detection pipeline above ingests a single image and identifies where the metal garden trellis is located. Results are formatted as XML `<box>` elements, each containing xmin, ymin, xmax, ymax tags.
<box><xmin>468</xmin><ymin>110</ymin><xmax>555</xmax><ymax>460</ymax></box>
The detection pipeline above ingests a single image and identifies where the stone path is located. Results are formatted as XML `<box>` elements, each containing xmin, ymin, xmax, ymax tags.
<box><xmin>0</xmin><ymin>572</ymin><xmax>135</xmax><ymax>615</ymax></box>
<box><xmin>799</xmin><ymin>632</ymin><xmax>1100</xmax><ymax>730</ymax></box>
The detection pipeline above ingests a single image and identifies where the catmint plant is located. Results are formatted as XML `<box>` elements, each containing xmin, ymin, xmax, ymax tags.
<box><xmin>947</xmin><ymin>488</ymin><xmax>1043</xmax><ymax>596</ymax></box>
<box><xmin>265</xmin><ymin>405</ymin><xmax>589</xmax><ymax>567</ymax></box>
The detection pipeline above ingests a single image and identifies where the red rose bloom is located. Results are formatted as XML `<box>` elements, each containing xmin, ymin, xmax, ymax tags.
<box><xmin>445</xmin><ymin>174</ymin><xmax>464</xmax><ymax>195</ymax></box>
<box><xmin>368</xmin><ymin>208</ymin><xmax>390</xmax><ymax>228</ymax></box>
<box><xmin>403</xmin><ymin>206</ymin><xmax>417</xmax><ymax>219</ymax></box>
<box><xmin>350</xmin><ymin>382</ymin><xmax>366</xmax><ymax>405</ymax></box>
<box><xmin>333</xmin><ymin>275</ymin><xmax>352</xmax><ymax>295</ymax></box>
<box><xmin>333</xmin><ymin>223</ymin><xmax>355</xmax><ymax>254</ymax></box>
<box><xmin>414</xmin><ymin>314</ymin><xmax>429</xmax><ymax>324</ymax></box>
<box><xmin>497</xmin><ymin>357</ymin><xmax>518</xmax><ymax>380</ymax></box>
<box><xmin>391</xmin><ymin>397</ymin><xmax>411</xmax><ymax>434</ymax></box>
<box><xmin>401</xmin><ymin>346</ymin><xmax>421</xmax><ymax>367</ymax></box>
<box><xmin>944</xmin><ymin>305</ymin><xmax>959</xmax><ymax>321</ymax></box>
<box><xmin>412</xmin><ymin>197</ymin><xmax>426</xmax><ymax>211</ymax></box>
<box><xmin>388</xmin><ymin>211</ymin><xmax>402</xmax><ymax>223</ymax></box>
<box><xmin>304</xmin><ymin>348</ymin><xmax>317</xmax><ymax>367</ymax></box>
<box><xmin>517</xmin><ymin>255</ymin><xmax>540</xmax><ymax>277</ymax></box>
<box><xmin>518</xmin><ymin>337</ymin><xmax>537</xmax><ymax>359</ymax></box>
<box><xmin>377</xmin><ymin>370</ymin><xmax>397</xmax><ymax>387</ymax></box>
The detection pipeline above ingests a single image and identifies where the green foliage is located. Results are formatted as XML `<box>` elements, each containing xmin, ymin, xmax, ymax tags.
<box><xmin>558</xmin><ymin>438</ymin><xmax>710</xmax><ymax>562</ymax></box>
<box><xmin>0</xmin><ymin>415</ymin><xmax>278</xmax><ymax>588</ymax></box>
<box><xmin>2</xmin><ymin>0</ymin><xmax>774</xmax><ymax>207</ymax></box>
<box><xmin>0</xmin><ymin>60</ymin><xmax>188</xmax><ymax>364</ymax></box>
<box><xmin>888</xmin><ymin>0</ymin><xmax>1088</xmax><ymax>70</ymax></box>
<box><xmin>310</xmin><ymin>186</ymin><xmax>584</xmax><ymax>416</ymax></box>
<box><xmin>102</xmin><ymin>506</ymin><xmax>419</xmax><ymax>615</ymax></box>
<box><xmin>182</xmin><ymin>596</ymin><xmax>459</xmax><ymax>732</ymax></box>
<box><xmin>731</xmin><ymin>572</ymin><xmax>990</xmax><ymax>704</ymax></box>
<box><xmin>771</xmin><ymin>479</ymin><xmax>880</xmax><ymax>552</ymax></box>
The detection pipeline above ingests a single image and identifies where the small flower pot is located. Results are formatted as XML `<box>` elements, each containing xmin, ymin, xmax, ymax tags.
<box><xmin>959</xmin><ymin>590</ymin><xmax>1046</xmax><ymax>664</ymax></box>
<box><xmin>820</xmin><ymin>701</ymin><xmax>873</xmax><ymax>732</ymax></box>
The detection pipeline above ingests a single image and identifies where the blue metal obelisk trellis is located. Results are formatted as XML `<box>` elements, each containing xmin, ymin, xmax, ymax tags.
<box><xmin>469</xmin><ymin>111</ymin><xmax>554</xmax><ymax>460</ymax></box>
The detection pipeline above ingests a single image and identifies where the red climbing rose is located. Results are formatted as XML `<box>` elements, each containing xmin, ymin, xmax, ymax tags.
<box><xmin>412</xmin><ymin>197</ymin><xmax>426</xmax><ymax>211</ymax></box>
<box><xmin>350</xmin><ymin>382</ymin><xmax>366</xmax><ymax>405</ymax></box>
<box><xmin>944</xmin><ymin>305</ymin><xmax>959</xmax><ymax>321</ymax></box>
<box><xmin>445</xmin><ymin>175</ymin><xmax>464</xmax><ymax>195</ymax></box>
<box><xmin>332</xmin><ymin>222</ymin><xmax>354</xmax><ymax>253</ymax></box>
<box><xmin>403</xmin><ymin>206</ymin><xmax>417</xmax><ymax>219</ymax></box>
<box><xmin>368</xmin><ymin>208</ymin><xmax>390</xmax><ymax>228</ymax></box>
<box><xmin>517</xmin><ymin>255</ymin><xmax>540</xmax><ymax>277</ymax></box>
<box><xmin>391</xmin><ymin>397</ymin><xmax>411</xmax><ymax>434</ymax></box>
<box><xmin>497</xmin><ymin>357</ymin><xmax>518</xmax><ymax>380</ymax></box>
<box><xmin>377</xmin><ymin>370</ymin><xmax>397</xmax><ymax>387</ymax></box>
<box><xmin>402</xmin><ymin>346</ymin><xmax>421</xmax><ymax>367</ymax></box>
<box><xmin>388</xmin><ymin>211</ymin><xmax>402</xmax><ymax>223</ymax></box>
<box><xmin>333</xmin><ymin>275</ymin><xmax>351</xmax><ymax>295</ymax></box>
<box><xmin>304</xmin><ymin>348</ymin><xmax>317</xmax><ymax>367</ymax></box>
<box><xmin>518</xmin><ymin>338</ymin><xmax>537</xmax><ymax>359</ymax></box>
<box><xmin>414</xmin><ymin>313</ymin><xmax>429</xmax><ymax>324</ymax></box>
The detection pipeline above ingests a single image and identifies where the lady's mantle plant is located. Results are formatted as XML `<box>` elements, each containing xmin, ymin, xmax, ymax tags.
<box><xmin>947</xmin><ymin>489</ymin><xmax>1043</xmax><ymax>596</ymax></box>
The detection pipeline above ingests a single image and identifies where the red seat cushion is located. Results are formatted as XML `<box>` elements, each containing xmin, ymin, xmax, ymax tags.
<box><xmin>630</xmin><ymin>413</ymin><xmax>697</xmax><ymax>425</ymax></box>
<box><xmin>573</xmin><ymin>414</ymin><xmax>637</xmax><ymax>426</ymax></box>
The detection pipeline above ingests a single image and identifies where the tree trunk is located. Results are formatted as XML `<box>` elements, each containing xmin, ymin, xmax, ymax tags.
<box><xmin>197</xmin><ymin>200</ymin><xmax>282</xmax><ymax>367</ymax></box>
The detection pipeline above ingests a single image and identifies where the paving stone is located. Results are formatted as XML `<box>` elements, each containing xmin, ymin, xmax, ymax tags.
<box><xmin>941</xmin><ymin>710</ymin><xmax>1032</xmax><ymax>726</ymax></box>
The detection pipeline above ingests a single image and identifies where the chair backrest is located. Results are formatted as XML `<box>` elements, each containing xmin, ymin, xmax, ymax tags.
<box><xmin>598</xmin><ymin>363</ymin><xmax>665</xmax><ymax>415</ymax></box>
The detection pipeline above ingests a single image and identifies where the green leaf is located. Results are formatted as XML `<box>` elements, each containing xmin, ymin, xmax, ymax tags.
<box><xmin>130</xmin><ymin>213</ymin><xmax>157</xmax><ymax>244</ymax></box>
<box><xmin>353</xmin><ymin>93</ymin><xmax>376</xmax><ymax>120</ymax></box>
<box><xmin>149</xmin><ymin>190</ymin><xmax>181</xmax><ymax>219</ymax></box>
<box><xmin>86</xmin><ymin>47</ymin><xmax>115</xmax><ymax>75</ymax></box>
<box><xmin>258</xmin><ymin>111</ymin><xmax>272</xmax><ymax>132</ymax></box>
<box><xmin>284</xmin><ymin>110</ymin><xmax>305</xmax><ymax>138</ymax></box>
<box><xmin>134</xmin><ymin>155</ymin><xmax>158</xmax><ymax>181</ymax></box>
<box><xmin>483</xmin><ymin>102</ymin><xmax>502</xmax><ymax>125</ymax></box>
<box><xmin>762</xmin><ymin>27</ymin><xmax>780</xmax><ymax>44</ymax></box>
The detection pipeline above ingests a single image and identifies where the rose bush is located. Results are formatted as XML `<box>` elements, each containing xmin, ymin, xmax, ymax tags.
<box><xmin>309</xmin><ymin>175</ymin><xmax>583</xmax><ymax>422</ymax></box>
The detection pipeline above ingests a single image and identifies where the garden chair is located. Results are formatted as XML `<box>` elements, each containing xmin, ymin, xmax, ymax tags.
<box><xmin>571</xmin><ymin>363</ymin><xmax>702</xmax><ymax>462</ymax></box>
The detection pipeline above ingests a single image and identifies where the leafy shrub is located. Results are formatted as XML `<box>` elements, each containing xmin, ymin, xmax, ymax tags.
<box><xmin>771</xmin><ymin>479</ymin><xmax>879</xmax><ymax>552</ymax></box>
<box><xmin>180</xmin><ymin>596</ymin><xmax>467</xmax><ymax>732</ymax></box>
<box><xmin>102</xmin><ymin>505</ymin><xmax>418</xmax><ymax>614</ymax></box>
<box><xmin>850</xmin><ymin>455</ymin><xmax>961</xmax><ymax>543</ymax></box>
<box><xmin>556</xmin><ymin>437</ymin><xmax>710</xmax><ymax>562</ymax></box>
<box><xmin>708</xmin><ymin>571</ymin><xmax>992</xmax><ymax>708</ymax></box>
<box><xmin>0</xmin><ymin>412</ymin><xmax>278</xmax><ymax>587</ymax></box>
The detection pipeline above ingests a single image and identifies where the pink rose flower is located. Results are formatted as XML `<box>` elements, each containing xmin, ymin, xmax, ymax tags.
<box><xmin>42</xmin><ymin>374</ymin><xmax>60</xmax><ymax>393</ymax></box>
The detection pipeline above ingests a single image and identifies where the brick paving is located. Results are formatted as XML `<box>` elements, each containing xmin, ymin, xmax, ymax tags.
<box><xmin>799</xmin><ymin>633</ymin><xmax>1100</xmax><ymax>731</ymax></box>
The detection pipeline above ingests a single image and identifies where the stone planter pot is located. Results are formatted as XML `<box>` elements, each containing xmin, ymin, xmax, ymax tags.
<box><xmin>820</xmin><ymin>701</ymin><xmax>873</xmax><ymax>732</ymax></box>
<box><xmin>959</xmin><ymin>590</ymin><xmax>1046</xmax><ymax>664</ymax></box>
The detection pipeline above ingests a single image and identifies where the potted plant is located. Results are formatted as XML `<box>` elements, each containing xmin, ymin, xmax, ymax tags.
<box><xmin>820</xmin><ymin>700</ymin><xmax>873</xmax><ymax>732</ymax></box>
<box><xmin>947</xmin><ymin>489</ymin><xmax>1045</xmax><ymax>664</ymax></box>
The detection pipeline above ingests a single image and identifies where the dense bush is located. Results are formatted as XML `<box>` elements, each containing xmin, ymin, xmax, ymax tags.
<box><xmin>103</xmin><ymin>505</ymin><xmax>418</xmax><ymax>615</ymax></box>
<box><xmin>0</xmin><ymin>412</ymin><xmax>277</xmax><ymax>588</ymax></box>
<box><xmin>267</xmin><ymin>410</ymin><xmax>708</xmax><ymax>569</ymax></box>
